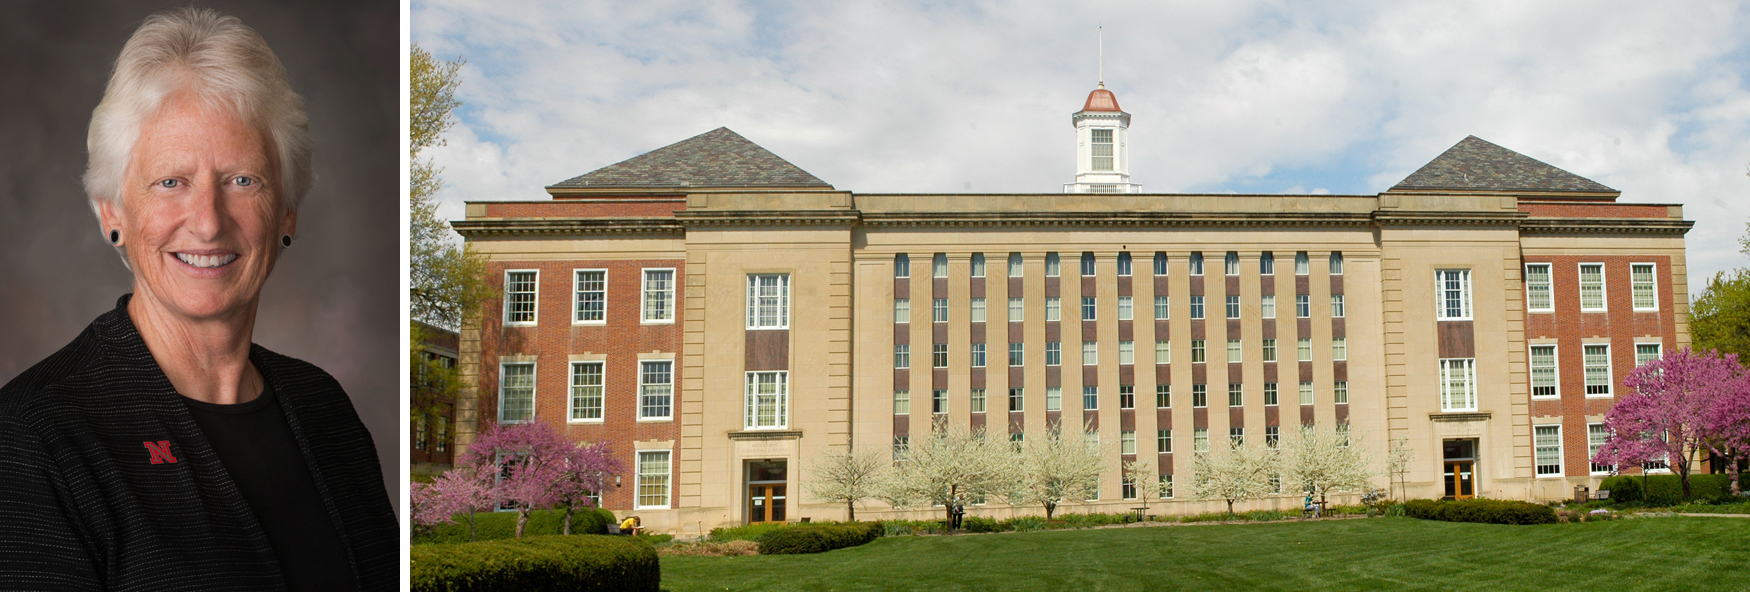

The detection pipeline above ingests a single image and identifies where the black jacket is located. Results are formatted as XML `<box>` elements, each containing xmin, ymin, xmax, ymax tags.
<box><xmin>0</xmin><ymin>296</ymin><xmax>397</xmax><ymax>590</ymax></box>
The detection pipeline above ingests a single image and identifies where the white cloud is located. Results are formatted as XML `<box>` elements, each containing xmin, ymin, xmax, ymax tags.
<box><xmin>413</xmin><ymin>0</ymin><xmax>1750</xmax><ymax>295</ymax></box>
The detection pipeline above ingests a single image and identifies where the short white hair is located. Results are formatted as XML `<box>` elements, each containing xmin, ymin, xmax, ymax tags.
<box><xmin>84</xmin><ymin>7</ymin><xmax>312</xmax><ymax>225</ymax></box>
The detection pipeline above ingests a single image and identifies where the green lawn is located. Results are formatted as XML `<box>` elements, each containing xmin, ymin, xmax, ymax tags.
<box><xmin>660</xmin><ymin>517</ymin><xmax>1750</xmax><ymax>591</ymax></box>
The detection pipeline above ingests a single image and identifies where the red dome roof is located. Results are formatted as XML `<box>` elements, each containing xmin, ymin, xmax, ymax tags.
<box><xmin>1082</xmin><ymin>88</ymin><xmax>1122</xmax><ymax>112</ymax></box>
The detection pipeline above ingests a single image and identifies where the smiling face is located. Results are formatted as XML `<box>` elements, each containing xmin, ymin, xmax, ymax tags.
<box><xmin>100</xmin><ymin>92</ymin><xmax>295</xmax><ymax>323</ymax></box>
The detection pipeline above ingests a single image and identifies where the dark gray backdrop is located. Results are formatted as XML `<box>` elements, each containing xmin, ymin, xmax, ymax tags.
<box><xmin>0</xmin><ymin>1</ymin><xmax>402</xmax><ymax>518</ymax></box>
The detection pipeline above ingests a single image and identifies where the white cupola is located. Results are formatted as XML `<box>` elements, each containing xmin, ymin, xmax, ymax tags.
<box><xmin>1064</xmin><ymin>83</ymin><xmax>1140</xmax><ymax>193</ymax></box>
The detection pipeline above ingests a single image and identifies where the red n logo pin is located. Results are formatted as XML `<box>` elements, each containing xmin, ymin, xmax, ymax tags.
<box><xmin>144</xmin><ymin>441</ymin><xmax>178</xmax><ymax>464</ymax></box>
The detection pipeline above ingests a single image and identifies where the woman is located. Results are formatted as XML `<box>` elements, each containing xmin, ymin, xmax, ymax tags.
<box><xmin>0</xmin><ymin>8</ymin><xmax>396</xmax><ymax>591</ymax></box>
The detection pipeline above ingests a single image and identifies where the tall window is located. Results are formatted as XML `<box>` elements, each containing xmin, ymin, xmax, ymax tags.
<box><xmin>504</xmin><ymin>270</ymin><xmax>538</xmax><ymax>325</ymax></box>
<box><xmin>1153</xmin><ymin>252</ymin><xmax>1168</xmax><ymax>276</ymax></box>
<box><xmin>895</xmin><ymin>254</ymin><xmax>910</xmax><ymax>278</ymax></box>
<box><xmin>933</xmin><ymin>298</ymin><xmax>949</xmax><ymax>323</ymax></box>
<box><xmin>970</xmin><ymin>253</ymin><xmax>986</xmax><ymax>277</ymax></box>
<box><xmin>893</xmin><ymin>436</ymin><xmax>910</xmax><ymax>460</ymax></box>
<box><xmin>1264</xmin><ymin>382</ymin><xmax>1278</xmax><ymax>405</ymax></box>
<box><xmin>1010</xmin><ymin>342</ymin><xmax>1024</xmax><ymax>366</ymax></box>
<box><xmin>1436</xmin><ymin>269</ymin><xmax>1471</xmax><ymax>320</ymax></box>
<box><xmin>1331</xmin><ymin>295</ymin><xmax>1345</xmax><ymax>318</ymax></box>
<box><xmin>933</xmin><ymin>253</ymin><xmax>948</xmax><ymax>278</ymax></box>
<box><xmin>1332</xmin><ymin>338</ymin><xmax>1347</xmax><ymax>361</ymax></box>
<box><xmin>970</xmin><ymin>389</ymin><xmax>986</xmax><ymax>413</ymax></box>
<box><xmin>1161</xmin><ymin>474</ymin><xmax>1174</xmax><ymax>498</ymax></box>
<box><xmin>971</xmin><ymin>343</ymin><xmax>987</xmax><ymax>368</ymax></box>
<box><xmin>1225</xmin><ymin>251</ymin><xmax>1240</xmax><ymax>275</ymax></box>
<box><xmin>1191</xmin><ymin>340</ymin><xmax>1206</xmax><ymax>363</ymax></box>
<box><xmin>1297</xmin><ymin>338</ymin><xmax>1312</xmax><ymax>362</ymax></box>
<box><xmin>1296</xmin><ymin>294</ymin><xmax>1310</xmax><ymax>318</ymax></box>
<box><xmin>971</xmin><ymin>298</ymin><xmax>987</xmax><ymax>323</ymax></box>
<box><xmin>574</xmin><ymin>269</ymin><xmax>606</xmax><ymax>323</ymax></box>
<box><xmin>1155</xmin><ymin>296</ymin><xmax>1170</xmax><ymax>319</ymax></box>
<box><xmin>1158</xmin><ymin>429</ymin><xmax>1172</xmax><ymax>453</ymax></box>
<box><xmin>1334</xmin><ymin>381</ymin><xmax>1348</xmax><ymax>404</ymax></box>
<box><xmin>1117</xmin><ymin>252</ymin><xmax>1132</xmax><ymax>276</ymax></box>
<box><xmin>747</xmin><ymin>274</ymin><xmax>789</xmax><ymax>329</ymax></box>
<box><xmin>1584</xmin><ymin>345</ymin><xmax>1612</xmax><ymax>396</ymax></box>
<box><xmin>1118</xmin><ymin>296</ymin><xmax>1134</xmax><ymax>320</ymax></box>
<box><xmin>1120</xmin><ymin>385</ymin><xmax>1135</xmax><ymax>409</ymax></box>
<box><xmin>933</xmin><ymin>344</ymin><xmax>949</xmax><ymax>368</ymax></box>
<box><xmin>1190</xmin><ymin>296</ymin><xmax>1205</xmax><ymax>320</ymax></box>
<box><xmin>570</xmin><ymin>362</ymin><xmax>604</xmax><ymax>421</ymax></box>
<box><xmin>414</xmin><ymin>416</ymin><xmax>427</xmax><ymax>451</ymax></box>
<box><xmin>1225</xmin><ymin>295</ymin><xmax>1240</xmax><ymax>319</ymax></box>
<box><xmin>1298</xmin><ymin>381</ymin><xmax>1314</xmax><ymax>405</ymax></box>
<box><xmin>1009</xmin><ymin>388</ymin><xmax>1024</xmax><ymax>412</ymax></box>
<box><xmin>933</xmin><ymin>389</ymin><xmax>948</xmax><ymax>414</ymax></box>
<box><xmin>499</xmin><ymin>362</ymin><xmax>534</xmax><ymax>422</ymax></box>
<box><xmin>1046</xmin><ymin>252</ymin><xmax>1060</xmax><ymax>277</ymax></box>
<box><xmin>1190</xmin><ymin>252</ymin><xmax>1204</xmax><ymax>275</ymax></box>
<box><xmin>1294</xmin><ymin>252</ymin><xmax>1309</xmax><ymax>275</ymax></box>
<box><xmin>1192</xmin><ymin>384</ymin><xmax>1208</xmax><ymax>408</ymax></box>
<box><xmin>1081</xmin><ymin>297</ymin><xmax>1097</xmax><ymax>320</ymax></box>
<box><xmin>1260</xmin><ymin>252</ymin><xmax>1275</xmax><ymax>275</ymax></box>
<box><xmin>1329</xmin><ymin>252</ymin><xmax>1344</xmax><ymax>275</ymax></box>
<box><xmin>640</xmin><ymin>361</ymin><xmax>674</xmax><ymax>419</ymax></box>
<box><xmin>1008</xmin><ymin>253</ymin><xmax>1023</xmax><ymax>277</ymax></box>
<box><xmin>1047</xmin><ymin>387</ymin><xmax>1062</xmax><ymax>411</ymax></box>
<box><xmin>1530</xmin><ymin>345</ymin><xmax>1558</xmax><ymax>397</ymax></box>
<box><xmin>1227</xmin><ymin>339</ymin><xmax>1242</xmax><ymax>363</ymax></box>
<box><xmin>637</xmin><ymin>451</ymin><xmax>671</xmax><ymax>509</ymax></box>
<box><xmin>1155</xmin><ymin>341</ymin><xmax>1170</xmax><ymax>364</ymax></box>
<box><xmin>1045</xmin><ymin>342</ymin><xmax>1061</xmax><ymax>366</ymax></box>
<box><xmin>1439</xmin><ymin>358</ymin><xmax>1477</xmax><ymax>411</ymax></box>
<box><xmin>1090</xmin><ymin>128</ymin><xmax>1114</xmax><ymax>171</ymax></box>
<box><xmin>1631</xmin><ymin>263</ymin><xmax>1657</xmax><ymax>310</ymax></box>
<box><xmin>1080</xmin><ymin>252</ymin><xmax>1096</xmax><ymax>276</ymax></box>
<box><xmin>1636</xmin><ymin>343</ymin><xmax>1662</xmax><ymax>367</ymax></box>
<box><xmin>894</xmin><ymin>344</ymin><xmax>910</xmax><ymax>369</ymax></box>
<box><xmin>1082</xmin><ymin>342</ymin><xmax>1098</xmax><ymax>366</ymax></box>
<box><xmin>1010</xmin><ymin>298</ymin><xmax>1024</xmax><ymax>322</ymax></box>
<box><xmin>1579</xmin><ymin>264</ymin><xmax>1605</xmax><ymax>311</ymax></box>
<box><xmin>1525</xmin><ymin>263</ymin><xmax>1553</xmax><ymax>312</ymax></box>
<box><xmin>1266</xmin><ymin>426</ymin><xmax>1280</xmax><ymax>448</ymax></box>
<box><xmin>1262</xmin><ymin>339</ymin><xmax>1277</xmax><ymax>362</ymax></box>
<box><xmin>745</xmin><ymin>371</ymin><xmax>788</xmax><ymax>429</ymax></box>
<box><xmin>1261</xmin><ymin>295</ymin><xmax>1276</xmax><ymax>319</ymax></box>
<box><xmin>1588</xmin><ymin>424</ymin><xmax>1612</xmax><ymax>474</ymax></box>
<box><xmin>1156</xmin><ymin>385</ymin><xmax>1171</xmax><ymax>408</ymax></box>
<box><xmin>1045</xmin><ymin>297</ymin><xmax>1061</xmax><ymax>322</ymax></box>
<box><xmin>1534</xmin><ymin>425</ymin><xmax>1562</xmax><ymax>477</ymax></box>
<box><xmin>1119</xmin><ymin>341</ymin><xmax>1135</xmax><ymax>365</ymax></box>
<box><xmin>1230</xmin><ymin>427</ymin><xmax>1245</xmax><ymax>448</ymax></box>
<box><xmin>1083</xmin><ymin>387</ymin><xmax>1098</xmax><ymax>410</ymax></box>
<box><xmin>642</xmin><ymin>269</ymin><xmax>675</xmax><ymax>322</ymax></box>
<box><xmin>1228</xmin><ymin>383</ymin><xmax>1243</xmax><ymax>407</ymax></box>
<box><xmin>1121</xmin><ymin>430</ymin><xmax>1137</xmax><ymax>455</ymax></box>
<box><xmin>894</xmin><ymin>390</ymin><xmax>910</xmax><ymax>414</ymax></box>
<box><xmin>894</xmin><ymin>299</ymin><xmax>910</xmax><ymax>323</ymax></box>
<box><xmin>1194</xmin><ymin>428</ymin><xmax>1209</xmax><ymax>452</ymax></box>
<box><xmin>1122</xmin><ymin>475</ymin><xmax>1137</xmax><ymax>500</ymax></box>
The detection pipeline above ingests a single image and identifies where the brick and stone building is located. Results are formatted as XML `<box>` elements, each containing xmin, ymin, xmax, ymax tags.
<box><xmin>450</xmin><ymin>86</ymin><xmax>1693</xmax><ymax>535</ymax></box>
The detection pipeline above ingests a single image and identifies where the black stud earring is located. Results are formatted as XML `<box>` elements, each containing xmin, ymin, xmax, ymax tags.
<box><xmin>281</xmin><ymin>234</ymin><xmax>293</xmax><ymax>248</ymax></box>
<box><xmin>109</xmin><ymin>229</ymin><xmax>120</xmax><ymax>245</ymax></box>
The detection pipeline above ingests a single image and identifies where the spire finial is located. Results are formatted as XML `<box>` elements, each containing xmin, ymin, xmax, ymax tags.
<box><xmin>1098</xmin><ymin>26</ymin><xmax>1104</xmax><ymax>89</ymax></box>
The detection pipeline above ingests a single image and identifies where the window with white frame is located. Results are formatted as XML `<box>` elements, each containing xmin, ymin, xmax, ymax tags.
<box><xmin>1260</xmin><ymin>252</ymin><xmax>1275</xmax><ymax>275</ymax></box>
<box><xmin>1155</xmin><ymin>340</ymin><xmax>1170</xmax><ymax>364</ymax></box>
<box><xmin>1266</xmin><ymin>425</ymin><xmax>1280</xmax><ymax>448</ymax></box>
<box><xmin>1329</xmin><ymin>252</ymin><xmax>1344</xmax><ymax>275</ymax></box>
<box><xmin>1192</xmin><ymin>384</ymin><xmax>1208</xmax><ymax>407</ymax></box>
<box><xmin>1299</xmin><ymin>381</ymin><xmax>1314</xmax><ymax>405</ymax></box>
<box><xmin>933</xmin><ymin>298</ymin><xmax>949</xmax><ymax>323</ymax></box>
<box><xmin>414</xmin><ymin>416</ymin><xmax>427</xmax><ymax>450</ymax></box>
<box><xmin>1334</xmin><ymin>381</ymin><xmax>1348</xmax><ymax>404</ymax></box>
<box><xmin>1332</xmin><ymin>338</ymin><xmax>1347</xmax><ymax>361</ymax></box>
<box><xmin>1082</xmin><ymin>342</ymin><xmax>1098</xmax><ymax>366</ymax></box>
<box><xmin>1230</xmin><ymin>427</ymin><xmax>1245</xmax><ymax>448</ymax></box>
<box><xmin>894</xmin><ymin>299</ymin><xmax>910</xmax><ymax>323</ymax></box>
<box><xmin>1631</xmin><ymin>263</ymin><xmax>1657</xmax><ymax>310</ymax></box>
<box><xmin>1636</xmin><ymin>343</ymin><xmax>1661</xmax><ymax>367</ymax></box>
<box><xmin>1117</xmin><ymin>252</ymin><xmax>1132</xmax><ymax>276</ymax></box>
<box><xmin>1262</xmin><ymin>339</ymin><xmax>1277</xmax><ymax>362</ymax></box>
<box><xmin>1261</xmin><ymin>295</ymin><xmax>1276</xmax><ymax>319</ymax></box>
<box><xmin>642</xmin><ymin>269</ymin><xmax>675</xmax><ymax>322</ymax></box>
<box><xmin>1121</xmin><ymin>430</ymin><xmax>1136</xmax><ymax>455</ymax></box>
<box><xmin>1525</xmin><ymin>263</ymin><xmax>1552</xmax><ymax>312</ymax></box>
<box><xmin>1190</xmin><ymin>252</ymin><xmax>1204</xmax><ymax>275</ymax></box>
<box><xmin>1584</xmin><ymin>345</ymin><xmax>1612</xmax><ymax>395</ymax></box>
<box><xmin>1156</xmin><ymin>385</ymin><xmax>1170</xmax><ymax>408</ymax></box>
<box><xmin>971</xmin><ymin>253</ymin><xmax>986</xmax><ymax>277</ymax></box>
<box><xmin>1191</xmin><ymin>340</ymin><xmax>1206</xmax><ymax>363</ymax></box>
<box><xmin>895</xmin><ymin>254</ymin><xmax>910</xmax><ymax>278</ymax></box>
<box><xmin>499</xmin><ymin>362</ymin><xmax>535</xmax><ymax>422</ymax></box>
<box><xmin>1009</xmin><ymin>388</ymin><xmax>1024</xmax><ymax>412</ymax></box>
<box><xmin>746</xmin><ymin>274</ymin><xmax>789</xmax><ymax>329</ymax></box>
<box><xmin>745</xmin><ymin>371</ymin><xmax>788</xmax><ymax>429</ymax></box>
<box><xmin>1010</xmin><ymin>298</ymin><xmax>1024</xmax><ymax>322</ymax></box>
<box><xmin>1336</xmin><ymin>424</ymin><xmax>1350</xmax><ymax>448</ymax></box>
<box><xmin>574</xmin><ymin>269</ymin><xmax>605</xmax><ymax>323</ymax></box>
<box><xmin>932</xmin><ymin>253</ymin><xmax>948</xmax><ymax>278</ymax></box>
<box><xmin>1080</xmin><ymin>252</ymin><xmax>1096</xmax><ymax>276</ymax></box>
<box><xmin>637</xmin><ymin>450</ymin><xmax>671</xmax><ymax>509</ymax></box>
<box><xmin>970</xmin><ymin>388</ymin><xmax>986</xmax><ymax>413</ymax></box>
<box><xmin>1331</xmin><ymin>294</ymin><xmax>1345</xmax><ymax>318</ymax></box>
<box><xmin>1190</xmin><ymin>296</ymin><xmax>1205</xmax><ymax>319</ymax></box>
<box><xmin>1226</xmin><ymin>295</ymin><xmax>1240</xmax><ymax>319</ymax></box>
<box><xmin>893</xmin><ymin>390</ymin><xmax>910</xmax><ymax>414</ymax></box>
<box><xmin>1091</xmin><ymin>128</ymin><xmax>1114</xmax><ymax>171</ymax></box>
<box><xmin>1119</xmin><ymin>341</ymin><xmax>1134</xmax><ymax>365</ymax></box>
<box><xmin>1227</xmin><ymin>339</ymin><xmax>1242</xmax><ymax>363</ymax></box>
<box><xmin>1045</xmin><ymin>297</ymin><xmax>1061</xmax><ymax>322</ymax></box>
<box><xmin>1436</xmin><ymin>269</ymin><xmax>1472</xmax><ymax>320</ymax></box>
<box><xmin>1588</xmin><ymin>424</ymin><xmax>1612</xmax><ymax>474</ymax></box>
<box><xmin>504</xmin><ymin>270</ymin><xmax>538</xmax><ymax>325</ymax></box>
<box><xmin>1161</xmin><ymin>474</ymin><xmax>1174</xmax><ymax>498</ymax></box>
<box><xmin>1264</xmin><ymin>382</ymin><xmax>1278</xmax><ymax>405</ymax></box>
<box><xmin>1008</xmin><ymin>253</ymin><xmax>1023</xmax><ymax>277</ymax></box>
<box><xmin>1228</xmin><ymin>383</ymin><xmax>1243</xmax><ymax>407</ymax></box>
<box><xmin>1530</xmin><ymin>345</ymin><xmax>1558</xmax><ymax>398</ymax></box>
<box><xmin>933</xmin><ymin>344</ymin><xmax>948</xmax><ymax>368</ymax></box>
<box><xmin>1045</xmin><ymin>342</ymin><xmax>1061</xmax><ymax>366</ymax></box>
<box><xmin>1296</xmin><ymin>294</ymin><xmax>1311</xmax><ymax>318</ymax></box>
<box><xmin>1193</xmin><ymin>428</ymin><xmax>1209</xmax><ymax>452</ymax></box>
<box><xmin>971</xmin><ymin>343</ymin><xmax>986</xmax><ymax>368</ymax></box>
<box><xmin>1534</xmin><ymin>425</ymin><xmax>1562</xmax><ymax>477</ymax></box>
<box><xmin>570</xmin><ymin>362</ymin><xmax>604</xmax><ymax>421</ymax></box>
<box><xmin>1081</xmin><ymin>297</ymin><xmax>1097</xmax><ymax>320</ymax></box>
<box><xmin>1046</xmin><ymin>387</ymin><xmax>1062</xmax><ymax>411</ymax></box>
<box><xmin>933</xmin><ymin>389</ymin><xmax>948</xmax><ymax>414</ymax></box>
<box><xmin>1225</xmin><ymin>251</ymin><xmax>1240</xmax><ymax>275</ymax></box>
<box><xmin>1297</xmin><ymin>338</ymin><xmax>1312</xmax><ymax>362</ymax></box>
<box><xmin>1046</xmin><ymin>252</ymin><xmax>1060</xmax><ymax>276</ymax></box>
<box><xmin>1118</xmin><ymin>296</ymin><xmax>1134</xmax><ymax>320</ymax></box>
<box><xmin>971</xmin><ymin>298</ymin><xmax>987</xmax><ymax>323</ymax></box>
<box><xmin>1153</xmin><ymin>252</ymin><xmax>1168</xmax><ymax>276</ymax></box>
<box><xmin>1155</xmin><ymin>296</ymin><xmax>1170</xmax><ymax>319</ymax></box>
<box><xmin>1579</xmin><ymin>263</ymin><xmax>1605</xmax><ymax>311</ymax></box>
<box><xmin>894</xmin><ymin>344</ymin><xmax>910</xmax><ymax>369</ymax></box>
<box><xmin>1295</xmin><ymin>252</ymin><xmax>1309</xmax><ymax>275</ymax></box>
<box><xmin>1120</xmin><ymin>385</ymin><xmax>1135</xmax><ymax>409</ymax></box>
<box><xmin>640</xmin><ymin>361</ymin><xmax>674</xmax><ymax>419</ymax></box>
<box><xmin>893</xmin><ymin>436</ymin><xmax>910</xmax><ymax>461</ymax></box>
<box><xmin>1439</xmin><ymin>358</ymin><xmax>1477</xmax><ymax>411</ymax></box>
<box><xmin>1158</xmin><ymin>429</ymin><xmax>1172</xmax><ymax>453</ymax></box>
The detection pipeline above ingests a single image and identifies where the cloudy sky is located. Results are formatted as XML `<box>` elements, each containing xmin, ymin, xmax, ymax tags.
<box><xmin>412</xmin><ymin>0</ymin><xmax>1750</xmax><ymax>296</ymax></box>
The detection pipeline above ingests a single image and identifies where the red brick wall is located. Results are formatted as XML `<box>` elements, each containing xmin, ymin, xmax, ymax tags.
<box><xmin>1518</xmin><ymin>203</ymin><xmax>1669</xmax><ymax>219</ymax></box>
<box><xmin>478</xmin><ymin>259</ymin><xmax>684</xmax><ymax>511</ymax></box>
<box><xmin>481</xmin><ymin>200</ymin><xmax>684</xmax><ymax>218</ymax></box>
<box><xmin>1523</xmin><ymin>256</ymin><xmax>1676</xmax><ymax>476</ymax></box>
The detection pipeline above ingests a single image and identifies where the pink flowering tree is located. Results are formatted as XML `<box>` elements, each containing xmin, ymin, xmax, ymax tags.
<box><xmin>410</xmin><ymin>467</ymin><xmax>496</xmax><ymax>541</ymax></box>
<box><xmin>551</xmin><ymin>440</ymin><xmax>621</xmax><ymax>535</ymax></box>
<box><xmin>1594</xmin><ymin>348</ymin><xmax>1742</xmax><ymax>499</ymax></box>
<box><xmin>461</xmin><ymin>421</ymin><xmax>583</xmax><ymax>538</ymax></box>
<box><xmin>1700</xmin><ymin>355</ymin><xmax>1750</xmax><ymax>496</ymax></box>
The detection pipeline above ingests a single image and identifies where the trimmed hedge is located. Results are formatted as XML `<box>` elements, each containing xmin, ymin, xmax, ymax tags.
<box><xmin>1404</xmin><ymin>498</ymin><xmax>1556</xmax><ymax>525</ymax></box>
<box><xmin>1599</xmin><ymin>474</ymin><xmax>1737</xmax><ymax>505</ymax></box>
<box><xmin>755</xmin><ymin>522</ymin><xmax>883</xmax><ymax>555</ymax></box>
<box><xmin>415</xmin><ymin>508</ymin><xmax>615</xmax><ymax>545</ymax></box>
<box><xmin>411</xmin><ymin>534</ymin><xmax>658</xmax><ymax>592</ymax></box>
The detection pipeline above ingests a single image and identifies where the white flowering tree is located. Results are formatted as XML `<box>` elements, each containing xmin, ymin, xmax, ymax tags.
<box><xmin>1281</xmin><ymin>424</ymin><xmax>1376</xmax><ymax>509</ymax></box>
<box><xmin>806</xmin><ymin>446</ymin><xmax>888</xmax><ymax>522</ymax></box>
<box><xmin>1123</xmin><ymin>459</ymin><xmax>1161</xmax><ymax>514</ymax></box>
<box><xmin>1191</xmin><ymin>441</ymin><xmax>1277</xmax><ymax>516</ymax></box>
<box><xmin>1011</xmin><ymin>426</ymin><xmax>1109</xmax><ymax>519</ymax></box>
<box><xmin>884</xmin><ymin>419</ymin><xmax>1023</xmax><ymax>523</ymax></box>
<box><xmin>1386</xmin><ymin>434</ymin><xmax>1415</xmax><ymax>501</ymax></box>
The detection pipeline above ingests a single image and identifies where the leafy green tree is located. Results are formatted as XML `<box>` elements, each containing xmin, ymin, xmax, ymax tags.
<box><xmin>1691</xmin><ymin>222</ymin><xmax>1750</xmax><ymax>366</ymax></box>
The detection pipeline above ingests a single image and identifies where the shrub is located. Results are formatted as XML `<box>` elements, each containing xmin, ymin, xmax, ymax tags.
<box><xmin>1598</xmin><ymin>476</ymin><xmax>1643</xmax><ymax>503</ymax></box>
<box><xmin>707</xmin><ymin>522</ymin><xmax>789</xmax><ymax>543</ymax></box>
<box><xmin>414</xmin><ymin>508</ymin><xmax>615</xmax><ymax>545</ymax></box>
<box><xmin>1403</xmin><ymin>498</ymin><xmax>1555</xmax><ymax>525</ymax></box>
<box><xmin>1001</xmin><ymin>516</ymin><xmax>1047</xmax><ymax>532</ymax></box>
<box><xmin>410</xmin><ymin>534</ymin><xmax>658</xmax><ymax>592</ymax></box>
<box><xmin>656</xmin><ymin>540</ymin><xmax>759</xmax><ymax>557</ymax></box>
<box><xmin>961</xmin><ymin>516</ymin><xmax>1002</xmax><ymax>533</ymax></box>
<box><xmin>1599</xmin><ymin>474</ymin><xmax>1732</xmax><ymax>506</ymax></box>
<box><xmin>756</xmin><ymin>522</ymin><xmax>883</xmax><ymax>555</ymax></box>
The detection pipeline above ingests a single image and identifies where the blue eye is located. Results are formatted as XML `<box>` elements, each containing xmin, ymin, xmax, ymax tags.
<box><xmin>158</xmin><ymin>179</ymin><xmax>179</xmax><ymax>189</ymax></box>
<box><xmin>235</xmin><ymin>176</ymin><xmax>255</xmax><ymax>187</ymax></box>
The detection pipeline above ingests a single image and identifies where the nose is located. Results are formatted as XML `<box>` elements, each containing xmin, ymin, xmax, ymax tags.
<box><xmin>183</xmin><ymin>177</ymin><xmax>228</xmax><ymax>241</ymax></box>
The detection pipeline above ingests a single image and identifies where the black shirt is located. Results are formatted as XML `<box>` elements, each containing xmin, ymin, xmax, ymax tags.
<box><xmin>184</xmin><ymin>384</ymin><xmax>357</xmax><ymax>592</ymax></box>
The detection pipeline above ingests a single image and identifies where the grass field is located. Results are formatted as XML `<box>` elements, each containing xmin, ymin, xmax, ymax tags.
<box><xmin>659</xmin><ymin>517</ymin><xmax>1750</xmax><ymax>591</ymax></box>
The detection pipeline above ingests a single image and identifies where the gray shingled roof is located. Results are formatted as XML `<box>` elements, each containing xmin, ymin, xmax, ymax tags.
<box><xmin>1391</xmin><ymin>136</ymin><xmax>1615</xmax><ymax>193</ymax></box>
<box><xmin>549</xmin><ymin>127</ymin><xmax>831</xmax><ymax>189</ymax></box>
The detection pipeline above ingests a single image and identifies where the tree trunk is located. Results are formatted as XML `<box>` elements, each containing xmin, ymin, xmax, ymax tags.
<box><xmin>1225</xmin><ymin>498</ymin><xmax>1235</xmax><ymax>517</ymax></box>
<box><xmin>467</xmin><ymin>511</ymin><xmax>477</xmax><ymax>542</ymax></box>
<box><xmin>1678</xmin><ymin>459</ymin><xmax>1693</xmax><ymax>500</ymax></box>
<box><xmin>847</xmin><ymin>500</ymin><xmax>856</xmax><ymax>522</ymax></box>
<box><xmin>1728</xmin><ymin>449</ymin><xmax>1741</xmax><ymax>497</ymax></box>
<box><xmin>1044</xmin><ymin>500</ymin><xmax>1057</xmax><ymax>520</ymax></box>
<box><xmin>515</xmin><ymin>507</ymin><xmax>530</xmax><ymax>538</ymax></box>
<box><xmin>562</xmin><ymin>504</ymin><xmax>574</xmax><ymax>535</ymax></box>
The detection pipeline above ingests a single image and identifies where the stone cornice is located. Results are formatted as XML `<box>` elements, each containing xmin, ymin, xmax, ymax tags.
<box><xmin>451</xmin><ymin>217</ymin><xmax>684</xmax><ymax>238</ymax></box>
<box><xmin>1429</xmin><ymin>412</ymin><xmax>1493</xmax><ymax>422</ymax></box>
<box><xmin>1517</xmin><ymin>218</ymin><xmax>1693</xmax><ymax>236</ymax></box>
<box><xmin>673</xmin><ymin>210</ymin><xmax>860</xmax><ymax>227</ymax></box>
<box><xmin>1372</xmin><ymin>210</ymin><xmax>1528</xmax><ymax>226</ymax></box>
<box><xmin>859</xmin><ymin>211</ymin><xmax>1375</xmax><ymax>228</ymax></box>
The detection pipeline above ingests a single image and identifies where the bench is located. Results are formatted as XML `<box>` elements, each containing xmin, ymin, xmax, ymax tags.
<box><xmin>1594</xmin><ymin>490</ymin><xmax>1610</xmax><ymax>501</ymax></box>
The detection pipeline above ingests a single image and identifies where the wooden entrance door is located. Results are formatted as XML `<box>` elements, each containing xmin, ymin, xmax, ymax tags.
<box><xmin>748</xmin><ymin>484</ymin><xmax>787</xmax><ymax>523</ymax></box>
<box><xmin>1444</xmin><ymin>461</ymin><xmax>1474</xmax><ymax>500</ymax></box>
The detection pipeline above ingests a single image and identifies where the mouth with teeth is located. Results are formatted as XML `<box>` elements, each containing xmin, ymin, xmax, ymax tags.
<box><xmin>174</xmin><ymin>252</ymin><xmax>239</xmax><ymax>269</ymax></box>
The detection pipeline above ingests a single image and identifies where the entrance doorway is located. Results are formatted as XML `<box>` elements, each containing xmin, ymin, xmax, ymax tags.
<box><xmin>1442</xmin><ymin>439</ymin><xmax>1476</xmax><ymax>500</ymax></box>
<box><xmin>746</xmin><ymin>459</ymin><xmax>787</xmax><ymax>524</ymax></box>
